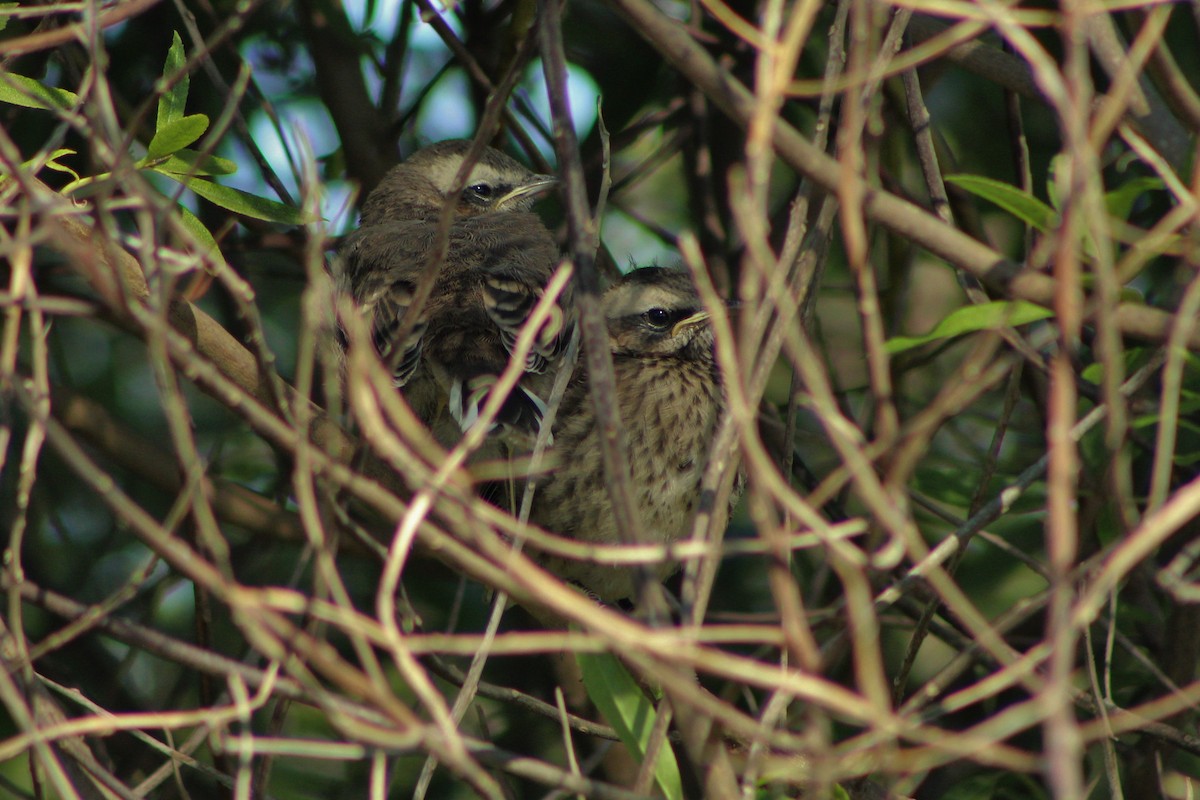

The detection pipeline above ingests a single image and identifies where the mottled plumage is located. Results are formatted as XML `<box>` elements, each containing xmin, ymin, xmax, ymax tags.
<box><xmin>530</xmin><ymin>267</ymin><xmax>739</xmax><ymax>602</ymax></box>
<box><xmin>335</xmin><ymin>140</ymin><xmax>569</xmax><ymax>443</ymax></box>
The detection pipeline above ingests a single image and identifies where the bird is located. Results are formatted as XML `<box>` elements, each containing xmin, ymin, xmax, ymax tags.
<box><xmin>526</xmin><ymin>267</ymin><xmax>739</xmax><ymax>603</ymax></box>
<box><xmin>334</xmin><ymin>140</ymin><xmax>570</xmax><ymax>448</ymax></box>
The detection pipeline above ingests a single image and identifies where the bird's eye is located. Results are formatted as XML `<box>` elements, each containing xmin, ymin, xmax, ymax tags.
<box><xmin>467</xmin><ymin>183</ymin><xmax>494</xmax><ymax>198</ymax></box>
<box><xmin>645</xmin><ymin>308</ymin><xmax>672</xmax><ymax>328</ymax></box>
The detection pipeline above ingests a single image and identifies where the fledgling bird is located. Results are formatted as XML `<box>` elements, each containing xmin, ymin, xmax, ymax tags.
<box><xmin>335</xmin><ymin>140</ymin><xmax>570</xmax><ymax>446</ymax></box>
<box><xmin>528</xmin><ymin>267</ymin><xmax>740</xmax><ymax>603</ymax></box>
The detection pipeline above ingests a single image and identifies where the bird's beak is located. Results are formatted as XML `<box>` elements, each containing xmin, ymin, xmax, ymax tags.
<box><xmin>671</xmin><ymin>310</ymin><xmax>711</xmax><ymax>337</ymax></box>
<box><xmin>497</xmin><ymin>175</ymin><xmax>558</xmax><ymax>209</ymax></box>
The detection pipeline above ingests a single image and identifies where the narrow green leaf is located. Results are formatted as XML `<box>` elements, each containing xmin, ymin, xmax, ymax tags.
<box><xmin>0</xmin><ymin>4</ymin><xmax>18</xmax><ymax>32</ymax></box>
<box><xmin>885</xmin><ymin>301</ymin><xmax>1054</xmax><ymax>355</ymax></box>
<box><xmin>155</xmin><ymin>148</ymin><xmax>238</xmax><ymax>177</ymax></box>
<box><xmin>159</xmin><ymin>172</ymin><xmax>308</xmax><ymax>224</ymax></box>
<box><xmin>0</xmin><ymin>71</ymin><xmax>78</xmax><ymax>110</ymax></box>
<box><xmin>1133</xmin><ymin>398</ymin><xmax>1200</xmax><ymax>430</ymax></box>
<box><xmin>177</xmin><ymin>204</ymin><xmax>227</xmax><ymax>266</ymax></box>
<box><xmin>157</xmin><ymin>31</ymin><xmax>189</xmax><ymax>130</ymax></box>
<box><xmin>577</xmin><ymin>650</ymin><xmax>683</xmax><ymax>800</ymax></box>
<box><xmin>1105</xmin><ymin>176</ymin><xmax>1163</xmax><ymax>222</ymax></box>
<box><xmin>145</xmin><ymin>114</ymin><xmax>209</xmax><ymax>160</ymax></box>
<box><xmin>945</xmin><ymin>174</ymin><xmax>1058</xmax><ymax>232</ymax></box>
<box><xmin>0</xmin><ymin>148</ymin><xmax>78</xmax><ymax>189</ymax></box>
<box><xmin>41</xmin><ymin>149</ymin><xmax>80</xmax><ymax>182</ymax></box>
<box><xmin>1046</xmin><ymin>154</ymin><xmax>1065</xmax><ymax>212</ymax></box>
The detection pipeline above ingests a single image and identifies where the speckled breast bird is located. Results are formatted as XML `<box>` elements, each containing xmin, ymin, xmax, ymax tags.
<box><xmin>336</xmin><ymin>140</ymin><xmax>569</xmax><ymax>445</ymax></box>
<box><xmin>529</xmin><ymin>267</ymin><xmax>739</xmax><ymax>602</ymax></box>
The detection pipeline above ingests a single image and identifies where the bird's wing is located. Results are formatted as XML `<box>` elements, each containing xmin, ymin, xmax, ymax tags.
<box><xmin>481</xmin><ymin>275</ymin><xmax>571</xmax><ymax>374</ymax></box>
<box><xmin>470</xmin><ymin>212</ymin><xmax>572</xmax><ymax>375</ymax></box>
<box><xmin>340</xmin><ymin>213</ymin><xmax>566</xmax><ymax>436</ymax></box>
<box><xmin>339</xmin><ymin>221</ymin><xmax>435</xmax><ymax>388</ymax></box>
<box><xmin>368</xmin><ymin>279</ymin><xmax>425</xmax><ymax>388</ymax></box>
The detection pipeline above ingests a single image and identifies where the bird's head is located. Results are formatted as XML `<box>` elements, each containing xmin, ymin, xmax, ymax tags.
<box><xmin>361</xmin><ymin>140</ymin><xmax>556</xmax><ymax>224</ymax></box>
<box><xmin>602</xmin><ymin>268</ymin><xmax>720</xmax><ymax>359</ymax></box>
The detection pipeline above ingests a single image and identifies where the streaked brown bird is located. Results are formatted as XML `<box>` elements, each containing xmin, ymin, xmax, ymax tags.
<box><xmin>528</xmin><ymin>267</ymin><xmax>740</xmax><ymax>602</ymax></box>
<box><xmin>335</xmin><ymin>140</ymin><xmax>570</xmax><ymax>446</ymax></box>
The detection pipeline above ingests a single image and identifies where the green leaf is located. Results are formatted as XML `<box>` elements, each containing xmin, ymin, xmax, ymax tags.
<box><xmin>1133</xmin><ymin>398</ymin><xmax>1200</xmax><ymax>430</ymax></box>
<box><xmin>0</xmin><ymin>71</ymin><xmax>78</xmax><ymax>110</ymax></box>
<box><xmin>1172</xmin><ymin>448</ymin><xmax>1200</xmax><ymax>467</ymax></box>
<box><xmin>1083</xmin><ymin>344</ymin><xmax>1155</xmax><ymax>387</ymax></box>
<box><xmin>0</xmin><ymin>148</ymin><xmax>80</xmax><ymax>189</ymax></box>
<box><xmin>576</xmin><ymin>650</ymin><xmax>683</xmax><ymax>800</ymax></box>
<box><xmin>145</xmin><ymin>114</ymin><xmax>209</xmax><ymax>160</ymax></box>
<box><xmin>158</xmin><ymin>172</ymin><xmax>308</xmax><ymax>224</ymax></box>
<box><xmin>177</xmin><ymin>204</ymin><xmax>227</xmax><ymax>266</ymax></box>
<box><xmin>1046</xmin><ymin>154</ymin><xmax>1065</xmax><ymax>212</ymax></box>
<box><xmin>155</xmin><ymin>148</ymin><xmax>238</xmax><ymax>177</ymax></box>
<box><xmin>41</xmin><ymin>149</ymin><xmax>80</xmax><ymax>182</ymax></box>
<box><xmin>0</xmin><ymin>4</ymin><xmax>17</xmax><ymax>33</ymax></box>
<box><xmin>946</xmin><ymin>174</ymin><xmax>1058</xmax><ymax>232</ymax></box>
<box><xmin>157</xmin><ymin>31</ymin><xmax>189</xmax><ymax>130</ymax></box>
<box><xmin>885</xmin><ymin>301</ymin><xmax>1054</xmax><ymax>355</ymax></box>
<box><xmin>1105</xmin><ymin>176</ymin><xmax>1163</xmax><ymax>222</ymax></box>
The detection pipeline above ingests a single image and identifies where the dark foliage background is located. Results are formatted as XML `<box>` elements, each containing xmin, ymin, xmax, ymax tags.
<box><xmin>1</xmin><ymin>0</ymin><xmax>1199</xmax><ymax>797</ymax></box>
